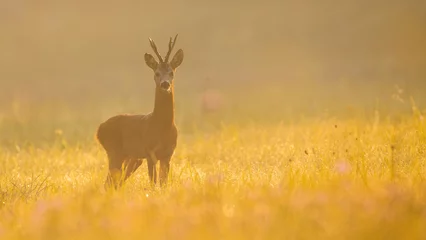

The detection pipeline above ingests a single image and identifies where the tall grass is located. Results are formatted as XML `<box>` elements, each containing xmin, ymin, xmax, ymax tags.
<box><xmin>1</xmin><ymin>1</ymin><xmax>425</xmax><ymax>238</ymax></box>
<box><xmin>0</xmin><ymin>103</ymin><xmax>425</xmax><ymax>239</ymax></box>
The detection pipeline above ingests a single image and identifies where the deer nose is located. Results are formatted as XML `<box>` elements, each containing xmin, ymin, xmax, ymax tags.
<box><xmin>160</xmin><ymin>81</ymin><xmax>171</xmax><ymax>90</ymax></box>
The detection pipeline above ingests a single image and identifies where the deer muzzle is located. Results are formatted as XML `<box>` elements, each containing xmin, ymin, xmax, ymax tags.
<box><xmin>160</xmin><ymin>81</ymin><xmax>171</xmax><ymax>92</ymax></box>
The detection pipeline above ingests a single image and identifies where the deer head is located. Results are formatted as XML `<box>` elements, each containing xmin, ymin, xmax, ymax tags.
<box><xmin>144</xmin><ymin>34</ymin><xmax>184</xmax><ymax>93</ymax></box>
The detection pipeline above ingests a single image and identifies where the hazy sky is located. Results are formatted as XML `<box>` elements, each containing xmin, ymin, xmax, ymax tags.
<box><xmin>0</xmin><ymin>0</ymin><xmax>425</xmax><ymax>105</ymax></box>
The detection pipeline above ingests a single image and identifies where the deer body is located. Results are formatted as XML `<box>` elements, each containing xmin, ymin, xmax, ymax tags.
<box><xmin>97</xmin><ymin>35</ymin><xmax>184</xmax><ymax>189</ymax></box>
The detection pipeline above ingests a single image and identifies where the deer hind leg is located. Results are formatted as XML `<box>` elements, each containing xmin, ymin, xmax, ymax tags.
<box><xmin>159</xmin><ymin>157</ymin><xmax>171</xmax><ymax>187</ymax></box>
<box><xmin>105</xmin><ymin>157</ymin><xmax>142</xmax><ymax>190</ymax></box>
<box><xmin>104</xmin><ymin>152</ymin><xmax>126</xmax><ymax>190</ymax></box>
<box><xmin>105</xmin><ymin>168</ymin><xmax>122</xmax><ymax>190</ymax></box>
<box><xmin>123</xmin><ymin>158</ymin><xmax>142</xmax><ymax>181</ymax></box>
<box><xmin>147</xmin><ymin>151</ymin><xmax>158</xmax><ymax>186</ymax></box>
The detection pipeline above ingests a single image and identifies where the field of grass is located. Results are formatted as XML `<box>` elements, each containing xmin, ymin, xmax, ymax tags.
<box><xmin>1</xmin><ymin>103</ymin><xmax>426</xmax><ymax>240</ymax></box>
<box><xmin>1</xmin><ymin>1</ymin><xmax>426</xmax><ymax>239</ymax></box>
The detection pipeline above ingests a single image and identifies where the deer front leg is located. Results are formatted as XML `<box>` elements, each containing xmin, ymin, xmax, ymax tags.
<box><xmin>159</xmin><ymin>158</ymin><xmax>171</xmax><ymax>187</ymax></box>
<box><xmin>147</xmin><ymin>151</ymin><xmax>158</xmax><ymax>186</ymax></box>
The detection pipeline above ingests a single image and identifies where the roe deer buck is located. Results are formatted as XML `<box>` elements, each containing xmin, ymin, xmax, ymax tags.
<box><xmin>96</xmin><ymin>34</ymin><xmax>184</xmax><ymax>190</ymax></box>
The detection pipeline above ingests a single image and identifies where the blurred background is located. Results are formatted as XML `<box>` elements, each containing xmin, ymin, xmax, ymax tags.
<box><xmin>0</xmin><ymin>0</ymin><xmax>425</xmax><ymax>144</ymax></box>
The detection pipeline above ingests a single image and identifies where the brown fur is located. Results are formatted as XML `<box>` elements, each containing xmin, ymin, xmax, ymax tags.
<box><xmin>96</xmin><ymin>35</ymin><xmax>184</xmax><ymax>190</ymax></box>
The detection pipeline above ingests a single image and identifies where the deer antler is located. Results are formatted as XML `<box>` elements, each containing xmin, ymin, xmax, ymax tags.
<box><xmin>149</xmin><ymin>38</ymin><xmax>164</xmax><ymax>62</ymax></box>
<box><xmin>164</xmin><ymin>34</ymin><xmax>178</xmax><ymax>62</ymax></box>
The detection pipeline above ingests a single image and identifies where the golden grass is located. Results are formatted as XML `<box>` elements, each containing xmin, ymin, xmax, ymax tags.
<box><xmin>0</xmin><ymin>112</ymin><xmax>426</xmax><ymax>240</ymax></box>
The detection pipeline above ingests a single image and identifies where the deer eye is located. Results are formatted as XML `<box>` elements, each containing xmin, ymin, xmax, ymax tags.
<box><xmin>155</xmin><ymin>72</ymin><xmax>160</xmax><ymax>77</ymax></box>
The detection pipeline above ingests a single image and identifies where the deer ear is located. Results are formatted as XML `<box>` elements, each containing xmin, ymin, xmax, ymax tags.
<box><xmin>170</xmin><ymin>49</ymin><xmax>184</xmax><ymax>70</ymax></box>
<box><xmin>144</xmin><ymin>53</ymin><xmax>158</xmax><ymax>70</ymax></box>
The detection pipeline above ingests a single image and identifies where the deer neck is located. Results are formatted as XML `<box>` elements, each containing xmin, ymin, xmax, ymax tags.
<box><xmin>152</xmin><ymin>86</ymin><xmax>175</xmax><ymax>128</ymax></box>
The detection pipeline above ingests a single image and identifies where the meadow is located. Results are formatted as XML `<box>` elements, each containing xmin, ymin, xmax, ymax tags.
<box><xmin>0</xmin><ymin>89</ymin><xmax>426</xmax><ymax>239</ymax></box>
<box><xmin>1</xmin><ymin>1</ymin><xmax>426</xmax><ymax>239</ymax></box>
